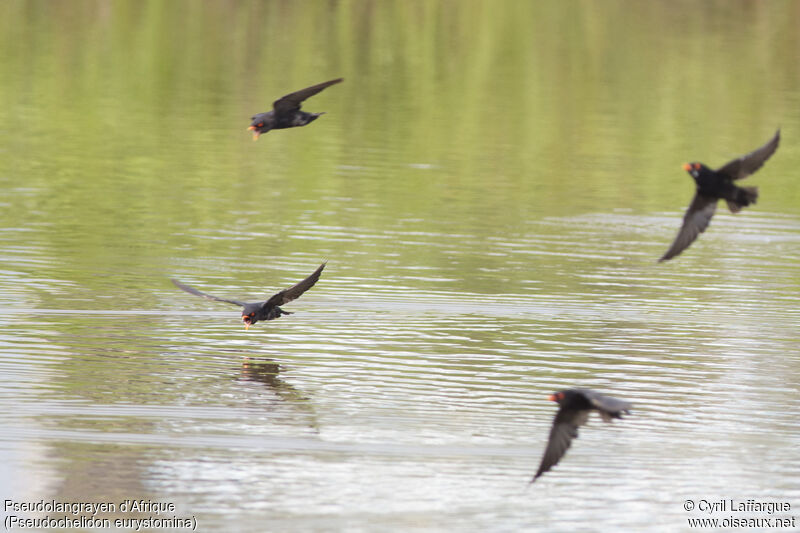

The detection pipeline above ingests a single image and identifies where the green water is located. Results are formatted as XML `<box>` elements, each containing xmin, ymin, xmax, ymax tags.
<box><xmin>1</xmin><ymin>1</ymin><xmax>799</xmax><ymax>532</ymax></box>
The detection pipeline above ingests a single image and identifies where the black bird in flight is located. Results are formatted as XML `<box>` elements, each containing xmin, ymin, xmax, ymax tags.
<box><xmin>532</xmin><ymin>388</ymin><xmax>631</xmax><ymax>483</ymax></box>
<box><xmin>248</xmin><ymin>78</ymin><xmax>343</xmax><ymax>140</ymax></box>
<box><xmin>660</xmin><ymin>130</ymin><xmax>780</xmax><ymax>262</ymax></box>
<box><xmin>171</xmin><ymin>263</ymin><xmax>325</xmax><ymax>329</ymax></box>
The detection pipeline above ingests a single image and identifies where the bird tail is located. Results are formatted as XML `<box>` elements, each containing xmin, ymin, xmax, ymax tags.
<box><xmin>301</xmin><ymin>112</ymin><xmax>325</xmax><ymax>125</ymax></box>
<box><xmin>726</xmin><ymin>186</ymin><xmax>758</xmax><ymax>213</ymax></box>
<box><xmin>264</xmin><ymin>307</ymin><xmax>294</xmax><ymax>321</ymax></box>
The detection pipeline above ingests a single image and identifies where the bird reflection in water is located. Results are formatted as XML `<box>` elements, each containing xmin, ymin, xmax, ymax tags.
<box><xmin>237</xmin><ymin>358</ymin><xmax>318</xmax><ymax>431</ymax></box>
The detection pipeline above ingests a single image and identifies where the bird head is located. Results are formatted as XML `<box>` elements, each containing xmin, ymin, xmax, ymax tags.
<box><xmin>548</xmin><ymin>389</ymin><xmax>586</xmax><ymax>407</ymax></box>
<box><xmin>241</xmin><ymin>306</ymin><xmax>260</xmax><ymax>330</ymax></box>
<box><xmin>682</xmin><ymin>162</ymin><xmax>709</xmax><ymax>180</ymax></box>
<box><xmin>548</xmin><ymin>391</ymin><xmax>567</xmax><ymax>404</ymax></box>
<box><xmin>248</xmin><ymin>114</ymin><xmax>272</xmax><ymax>140</ymax></box>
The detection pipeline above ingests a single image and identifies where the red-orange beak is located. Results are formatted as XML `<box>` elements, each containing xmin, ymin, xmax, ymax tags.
<box><xmin>247</xmin><ymin>125</ymin><xmax>260</xmax><ymax>141</ymax></box>
<box><xmin>548</xmin><ymin>394</ymin><xmax>556</xmax><ymax>402</ymax></box>
<box><xmin>682</xmin><ymin>163</ymin><xmax>692</xmax><ymax>172</ymax></box>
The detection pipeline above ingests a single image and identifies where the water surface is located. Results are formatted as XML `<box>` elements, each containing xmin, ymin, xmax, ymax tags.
<box><xmin>1</xmin><ymin>1</ymin><xmax>799</xmax><ymax>531</ymax></box>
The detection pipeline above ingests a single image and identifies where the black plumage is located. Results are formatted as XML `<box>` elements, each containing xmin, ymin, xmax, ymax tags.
<box><xmin>532</xmin><ymin>388</ymin><xmax>631</xmax><ymax>483</ymax></box>
<box><xmin>248</xmin><ymin>79</ymin><xmax>343</xmax><ymax>139</ymax></box>
<box><xmin>171</xmin><ymin>263</ymin><xmax>325</xmax><ymax>329</ymax></box>
<box><xmin>660</xmin><ymin>130</ymin><xmax>780</xmax><ymax>262</ymax></box>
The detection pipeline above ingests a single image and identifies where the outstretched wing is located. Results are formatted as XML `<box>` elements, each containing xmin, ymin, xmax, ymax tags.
<box><xmin>171</xmin><ymin>279</ymin><xmax>245</xmax><ymax>306</ymax></box>
<box><xmin>273</xmin><ymin>79</ymin><xmax>343</xmax><ymax>114</ymax></box>
<box><xmin>716</xmin><ymin>129</ymin><xmax>780</xmax><ymax>181</ymax></box>
<box><xmin>532</xmin><ymin>408</ymin><xmax>590</xmax><ymax>482</ymax></box>
<box><xmin>263</xmin><ymin>263</ymin><xmax>326</xmax><ymax>309</ymax></box>
<box><xmin>659</xmin><ymin>194</ymin><xmax>717</xmax><ymax>262</ymax></box>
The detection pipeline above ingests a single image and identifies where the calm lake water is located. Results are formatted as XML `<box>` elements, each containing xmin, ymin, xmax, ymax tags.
<box><xmin>1</xmin><ymin>1</ymin><xmax>799</xmax><ymax>531</ymax></box>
